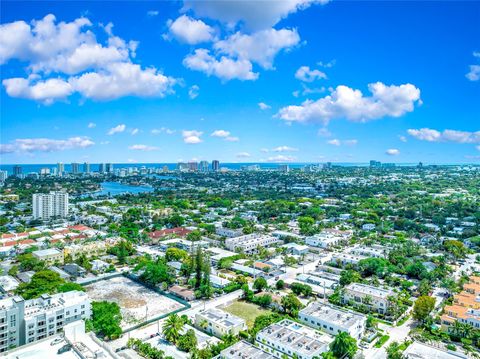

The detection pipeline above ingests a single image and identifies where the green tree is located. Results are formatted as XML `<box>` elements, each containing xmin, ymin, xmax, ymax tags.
<box><xmin>340</xmin><ymin>269</ymin><xmax>361</xmax><ymax>286</ymax></box>
<box><xmin>177</xmin><ymin>329</ymin><xmax>198</xmax><ymax>352</ymax></box>
<box><xmin>88</xmin><ymin>301</ymin><xmax>122</xmax><ymax>339</ymax></box>
<box><xmin>15</xmin><ymin>270</ymin><xmax>65</xmax><ymax>299</ymax></box>
<box><xmin>58</xmin><ymin>282</ymin><xmax>86</xmax><ymax>293</ymax></box>
<box><xmin>386</xmin><ymin>341</ymin><xmax>405</xmax><ymax>359</ymax></box>
<box><xmin>281</xmin><ymin>293</ymin><xmax>303</xmax><ymax>317</ymax></box>
<box><xmin>330</xmin><ymin>331</ymin><xmax>357</xmax><ymax>359</ymax></box>
<box><xmin>253</xmin><ymin>277</ymin><xmax>268</xmax><ymax>292</ymax></box>
<box><xmin>140</xmin><ymin>259</ymin><xmax>172</xmax><ymax>286</ymax></box>
<box><xmin>276</xmin><ymin>279</ymin><xmax>285</xmax><ymax>290</ymax></box>
<box><xmin>162</xmin><ymin>313</ymin><xmax>184</xmax><ymax>344</ymax></box>
<box><xmin>412</xmin><ymin>295</ymin><xmax>435</xmax><ymax>323</ymax></box>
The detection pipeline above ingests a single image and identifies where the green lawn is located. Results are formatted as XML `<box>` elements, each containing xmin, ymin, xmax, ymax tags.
<box><xmin>223</xmin><ymin>300</ymin><xmax>272</xmax><ymax>328</ymax></box>
<box><xmin>374</xmin><ymin>335</ymin><xmax>390</xmax><ymax>348</ymax></box>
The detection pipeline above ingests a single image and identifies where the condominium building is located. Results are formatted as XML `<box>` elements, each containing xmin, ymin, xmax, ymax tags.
<box><xmin>256</xmin><ymin>319</ymin><xmax>333</xmax><ymax>359</ymax></box>
<box><xmin>299</xmin><ymin>302</ymin><xmax>367</xmax><ymax>339</ymax></box>
<box><xmin>57</xmin><ymin>163</ymin><xmax>64</xmax><ymax>176</ymax></box>
<box><xmin>83</xmin><ymin>162</ymin><xmax>90</xmax><ymax>174</ymax></box>
<box><xmin>225</xmin><ymin>234</ymin><xmax>280</xmax><ymax>254</ymax></box>
<box><xmin>13</xmin><ymin>166</ymin><xmax>22</xmax><ymax>177</ymax></box>
<box><xmin>199</xmin><ymin>160</ymin><xmax>209</xmax><ymax>172</ymax></box>
<box><xmin>441</xmin><ymin>276</ymin><xmax>480</xmax><ymax>331</ymax></box>
<box><xmin>212</xmin><ymin>160</ymin><xmax>220</xmax><ymax>172</ymax></box>
<box><xmin>32</xmin><ymin>191</ymin><xmax>69</xmax><ymax>220</ymax></box>
<box><xmin>71</xmin><ymin>162</ymin><xmax>80</xmax><ymax>174</ymax></box>
<box><xmin>105</xmin><ymin>163</ymin><xmax>114</xmax><ymax>173</ymax></box>
<box><xmin>0</xmin><ymin>291</ymin><xmax>91</xmax><ymax>353</ymax></box>
<box><xmin>218</xmin><ymin>340</ymin><xmax>274</xmax><ymax>359</ymax></box>
<box><xmin>0</xmin><ymin>171</ymin><xmax>7</xmax><ymax>182</ymax></box>
<box><xmin>195</xmin><ymin>308</ymin><xmax>246</xmax><ymax>338</ymax></box>
<box><xmin>342</xmin><ymin>283</ymin><xmax>394</xmax><ymax>314</ymax></box>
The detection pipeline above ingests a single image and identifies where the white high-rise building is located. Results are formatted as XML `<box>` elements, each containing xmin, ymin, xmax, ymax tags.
<box><xmin>0</xmin><ymin>291</ymin><xmax>90</xmax><ymax>353</ymax></box>
<box><xmin>32</xmin><ymin>191</ymin><xmax>69</xmax><ymax>220</ymax></box>
<box><xmin>0</xmin><ymin>171</ymin><xmax>8</xmax><ymax>182</ymax></box>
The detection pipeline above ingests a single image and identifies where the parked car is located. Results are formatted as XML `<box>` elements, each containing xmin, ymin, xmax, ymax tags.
<box><xmin>50</xmin><ymin>337</ymin><xmax>63</xmax><ymax>346</ymax></box>
<box><xmin>57</xmin><ymin>344</ymin><xmax>72</xmax><ymax>354</ymax></box>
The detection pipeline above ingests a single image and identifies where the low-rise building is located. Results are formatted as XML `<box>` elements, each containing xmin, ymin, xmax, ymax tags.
<box><xmin>195</xmin><ymin>308</ymin><xmax>246</xmax><ymax>338</ymax></box>
<box><xmin>342</xmin><ymin>283</ymin><xmax>394</xmax><ymax>314</ymax></box>
<box><xmin>441</xmin><ymin>275</ymin><xmax>480</xmax><ymax>332</ymax></box>
<box><xmin>256</xmin><ymin>319</ymin><xmax>333</xmax><ymax>359</ymax></box>
<box><xmin>225</xmin><ymin>234</ymin><xmax>280</xmax><ymax>254</ymax></box>
<box><xmin>305</xmin><ymin>229</ymin><xmax>352</xmax><ymax>249</ymax></box>
<box><xmin>31</xmin><ymin>248</ymin><xmax>64</xmax><ymax>265</ymax></box>
<box><xmin>299</xmin><ymin>302</ymin><xmax>367</xmax><ymax>339</ymax></box>
<box><xmin>218</xmin><ymin>340</ymin><xmax>274</xmax><ymax>359</ymax></box>
<box><xmin>0</xmin><ymin>275</ymin><xmax>20</xmax><ymax>293</ymax></box>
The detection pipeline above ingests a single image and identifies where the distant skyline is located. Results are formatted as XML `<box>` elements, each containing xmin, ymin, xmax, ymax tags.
<box><xmin>1</xmin><ymin>1</ymin><xmax>479</xmax><ymax>164</ymax></box>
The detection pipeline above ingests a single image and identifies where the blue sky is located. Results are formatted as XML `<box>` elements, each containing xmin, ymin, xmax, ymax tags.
<box><xmin>1</xmin><ymin>0</ymin><xmax>479</xmax><ymax>164</ymax></box>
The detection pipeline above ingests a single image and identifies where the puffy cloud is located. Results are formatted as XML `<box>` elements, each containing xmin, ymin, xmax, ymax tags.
<box><xmin>236</xmin><ymin>152</ymin><xmax>251</xmax><ymax>158</ymax></box>
<box><xmin>327</xmin><ymin>139</ymin><xmax>357</xmax><ymax>146</ymax></box>
<box><xmin>0</xmin><ymin>136</ymin><xmax>94</xmax><ymax>154</ymax></box>
<box><xmin>152</xmin><ymin>127</ymin><xmax>175</xmax><ymax>135</ymax></box>
<box><xmin>211</xmin><ymin>129</ymin><xmax>230</xmax><ymax>137</ymax></box>
<box><xmin>2</xmin><ymin>76</ymin><xmax>73</xmax><ymax>104</ymax></box>
<box><xmin>70</xmin><ymin>62</ymin><xmax>176</xmax><ymax>100</ymax></box>
<box><xmin>258</xmin><ymin>102</ymin><xmax>271</xmax><ymax>110</ymax></box>
<box><xmin>407</xmin><ymin>128</ymin><xmax>480</xmax><ymax>143</ymax></box>
<box><xmin>1</xmin><ymin>14</ymin><xmax>177</xmax><ymax>102</ymax></box>
<box><xmin>183</xmin><ymin>48</ymin><xmax>258</xmax><ymax>81</ymax></box>
<box><xmin>0</xmin><ymin>14</ymin><xmax>134</xmax><ymax>74</ymax></box>
<box><xmin>108</xmin><ymin>124</ymin><xmax>126</xmax><ymax>135</ymax></box>
<box><xmin>466</xmin><ymin>65</ymin><xmax>480</xmax><ymax>81</ymax></box>
<box><xmin>182</xmin><ymin>0</ymin><xmax>329</xmax><ymax>31</ymax></box>
<box><xmin>386</xmin><ymin>148</ymin><xmax>400</xmax><ymax>156</ymax></box>
<box><xmin>182</xmin><ymin>130</ymin><xmax>203</xmax><ymax>144</ymax></box>
<box><xmin>214</xmin><ymin>28</ymin><xmax>300</xmax><ymax>69</ymax></box>
<box><xmin>466</xmin><ymin>51</ymin><xmax>480</xmax><ymax>81</ymax></box>
<box><xmin>273</xmin><ymin>146</ymin><xmax>298</xmax><ymax>152</ymax></box>
<box><xmin>277</xmin><ymin>82</ymin><xmax>421</xmax><ymax>125</ymax></box>
<box><xmin>131</xmin><ymin>128</ymin><xmax>139</xmax><ymax>135</ymax></box>
<box><xmin>266</xmin><ymin>155</ymin><xmax>296</xmax><ymax>162</ymax></box>
<box><xmin>188</xmin><ymin>85</ymin><xmax>199</xmax><ymax>99</ymax></box>
<box><xmin>128</xmin><ymin>144</ymin><xmax>159</xmax><ymax>151</ymax></box>
<box><xmin>166</xmin><ymin>15</ymin><xmax>215</xmax><ymax>44</ymax></box>
<box><xmin>88</xmin><ymin>122</ymin><xmax>96</xmax><ymax>128</ymax></box>
<box><xmin>211</xmin><ymin>130</ymin><xmax>239</xmax><ymax>141</ymax></box>
<box><xmin>295</xmin><ymin>66</ymin><xmax>327</xmax><ymax>82</ymax></box>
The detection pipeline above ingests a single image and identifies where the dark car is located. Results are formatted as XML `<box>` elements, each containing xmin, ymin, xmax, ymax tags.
<box><xmin>57</xmin><ymin>344</ymin><xmax>72</xmax><ymax>354</ymax></box>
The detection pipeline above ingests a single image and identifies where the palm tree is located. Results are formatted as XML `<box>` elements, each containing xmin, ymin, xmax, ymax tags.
<box><xmin>162</xmin><ymin>313</ymin><xmax>184</xmax><ymax>344</ymax></box>
<box><xmin>330</xmin><ymin>331</ymin><xmax>357</xmax><ymax>359</ymax></box>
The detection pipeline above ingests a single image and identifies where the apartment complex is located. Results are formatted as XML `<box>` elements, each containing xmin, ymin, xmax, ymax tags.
<box><xmin>0</xmin><ymin>290</ymin><xmax>91</xmax><ymax>353</ymax></box>
<box><xmin>299</xmin><ymin>302</ymin><xmax>367</xmax><ymax>339</ymax></box>
<box><xmin>256</xmin><ymin>319</ymin><xmax>333</xmax><ymax>359</ymax></box>
<box><xmin>32</xmin><ymin>191</ymin><xmax>69</xmax><ymax>220</ymax></box>
<box><xmin>195</xmin><ymin>308</ymin><xmax>246</xmax><ymax>338</ymax></box>
<box><xmin>305</xmin><ymin>229</ymin><xmax>352</xmax><ymax>249</ymax></box>
<box><xmin>225</xmin><ymin>234</ymin><xmax>280</xmax><ymax>254</ymax></box>
<box><xmin>342</xmin><ymin>283</ymin><xmax>394</xmax><ymax>314</ymax></box>
<box><xmin>441</xmin><ymin>275</ymin><xmax>480</xmax><ymax>331</ymax></box>
<box><xmin>218</xmin><ymin>340</ymin><xmax>274</xmax><ymax>359</ymax></box>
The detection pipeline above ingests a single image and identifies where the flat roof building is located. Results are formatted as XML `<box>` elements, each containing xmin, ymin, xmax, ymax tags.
<box><xmin>195</xmin><ymin>308</ymin><xmax>246</xmax><ymax>339</ymax></box>
<box><xmin>218</xmin><ymin>340</ymin><xmax>274</xmax><ymax>359</ymax></box>
<box><xmin>299</xmin><ymin>302</ymin><xmax>367</xmax><ymax>339</ymax></box>
<box><xmin>256</xmin><ymin>319</ymin><xmax>334</xmax><ymax>359</ymax></box>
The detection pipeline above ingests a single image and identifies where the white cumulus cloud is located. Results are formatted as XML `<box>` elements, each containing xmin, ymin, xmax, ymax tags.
<box><xmin>295</xmin><ymin>66</ymin><xmax>327</xmax><ymax>82</ymax></box>
<box><xmin>182</xmin><ymin>0</ymin><xmax>329</xmax><ymax>31</ymax></box>
<box><xmin>407</xmin><ymin>128</ymin><xmax>480</xmax><ymax>143</ymax></box>
<box><xmin>88</xmin><ymin>122</ymin><xmax>96</xmax><ymax>128</ymax></box>
<box><xmin>266</xmin><ymin>155</ymin><xmax>296</xmax><ymax>162</ymax></box>
<box><xmin>182</xmin><ymin>130</ymin><xmax>203</xmax><ymax>144</ymax></box>
<box><xmin>386</xmin><ymin>148</ymin><xmax>400</xmax><ymax>156</ymax></box>
<box><xmin>213</xmin><ymin>28</ymin><xmax>300</xmax><ymax>69</ymax></box>
<box><xmin>183</xmin><ymin>49</ymin><xmax>258</xmax><ymax>81</ymax></box>
<box><xmin>165</xmin><ymin>15</ymin><xmax>215</xmax><ymax>44</ymax></box>
<box><xmin>466</xmin><ymin>51</ymin><xmax>480</xmax><ymax>81</ymax></box>
<box><xmin>277</xmin><ymin>82</ymin><xmax>421</xmax><ymax>125</ymax></box>
<box><xmin>188</xmin><ymin>85</ymin><xmax>199</xmax><ymax>99</ymax></box>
